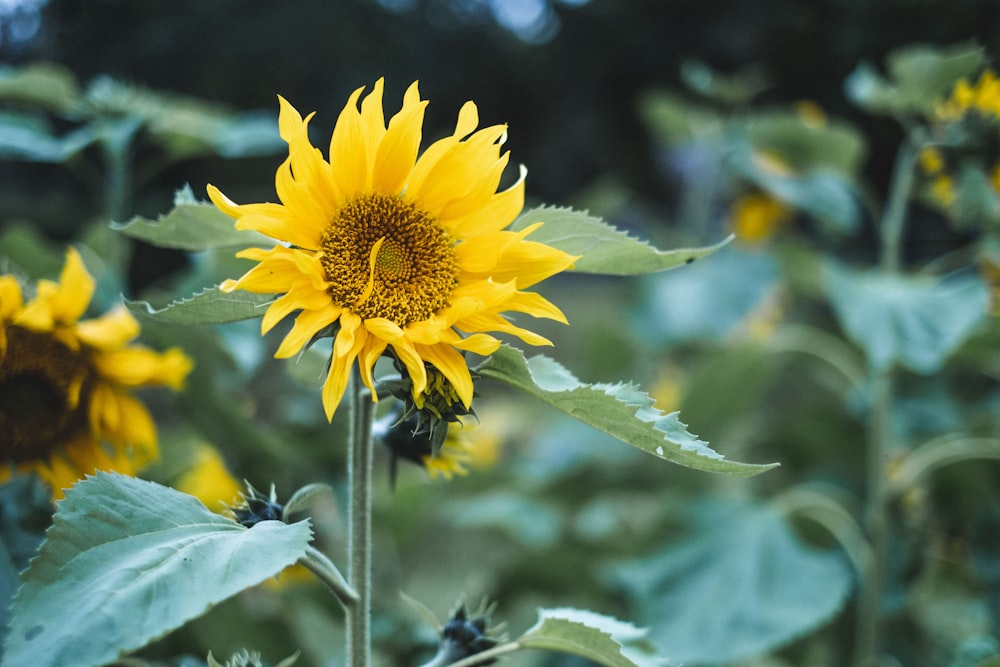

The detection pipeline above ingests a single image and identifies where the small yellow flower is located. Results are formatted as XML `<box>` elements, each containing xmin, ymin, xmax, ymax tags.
<box><xmin>423</xmin><ymin>422</ymin><xmax>501</xmax><ymax>480</ymax></box>
<box><xmin>209</xmin><ymin>80</ymin><xmax>577</xmax><ymax>421</ymax></box>
<box><xmin>0</xmin><ymin>248</ymin><xmax>192</xmax><ymax>498</ymax></box>
<box><xmin>935</xmin><ymin>69</ymin><xmax>1000</xmax><ymax>121</ymax></box>
<box><xmin>730</xmin><ymin>192</ymin><xmax>792</xmax><ymax>244</ymax></box>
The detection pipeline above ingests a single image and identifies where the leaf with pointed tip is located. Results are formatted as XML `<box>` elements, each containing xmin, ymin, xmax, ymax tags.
<box><xmin>510</xmin><ymin>206</ymin><xmax>730</xmax><ymax>275</ymax></box>
<box><xmin>519</xmin><ymin>608</ymin><xmax>669</xmax><ymax>667</ymax></box>
<box><xmin>113</xmin><ymin>185</ymin><xmax>269</xmax><ymax>251</ymax></box>
<box><xmin>4</xmin><ymin>472</ymin><xmax>312</xmax><ymax>667</ymax></box>
<box><xmin>125</xmin><ymin>287</ymin><xmax>274</xmax><ymax>325</ymax></box>
<box><xmin>477</xmin><ymin>345</ymin><xmax>777</xmax><ymax>476</ymax></box>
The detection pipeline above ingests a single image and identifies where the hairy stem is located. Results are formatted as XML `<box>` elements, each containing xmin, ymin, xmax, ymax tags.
<box><xmin>347</xmin><ymin>369</ymin><xmax>375</xmax><ymax>667</ymax></box>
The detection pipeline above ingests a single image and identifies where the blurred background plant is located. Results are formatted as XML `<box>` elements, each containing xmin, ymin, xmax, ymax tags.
<box><xmin>1</xmin><ymin>1</ymin><xmax>1000</xmax><ymax>666</ymax></box>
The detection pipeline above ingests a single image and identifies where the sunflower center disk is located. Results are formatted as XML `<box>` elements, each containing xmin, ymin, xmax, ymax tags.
<box><xmin>0</xmin><ymin>326</ymin><xmax>95</xmax><ymax>461</ymax></box>
<box><xmin>320</xmin><ymin>193</ymin><xmax>459</xmax><ymax>325</ymax></box>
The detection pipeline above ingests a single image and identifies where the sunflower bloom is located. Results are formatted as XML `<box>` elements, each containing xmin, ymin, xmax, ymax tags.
<box><xmin>0</xmin><ymin>248</ymin><xmax>192</xmax><ymax>498</ymax></box>
<box><xmin>209</xmin><ymin>79</ymin><xmax>577</xmax><ymax>420</ymax></box>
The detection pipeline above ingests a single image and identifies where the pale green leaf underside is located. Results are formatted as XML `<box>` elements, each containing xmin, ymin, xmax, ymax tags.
<box><xmin>126</xmin><ymin>286</ymin><xmax>274</xmax><ymax>325</ymax></box>
<box><xmin>520</xmin><ymin>608</ymin><xmax>670</xmax><ymax>667</ymax></box>
<box><xmin>5</xmin><ymin>472</ymin><xmax>313</xmax><ymax>667</ymax></box>
<box><xmin>520</xmin><ymin>615</ymin><xmax>640</xmax><ymax>667</ymax></box>
<box><xmin>113</xmin><ymin>185</ymin><xmax>269</xmax><ymax>251</ymax></box>
<box><xmin>477</xmin><ymin>345</ymin><xmax>777</xmax><ymax>476</ymax></box>
<box><xmin>511</xmin><ymin>206</ymin><xmax>731</xmax><ymax>275</ymax></box>
<box><xmin>825</xmin><ymin>262</ymin><xmax>988</xmax><ymax>374</ymax></box>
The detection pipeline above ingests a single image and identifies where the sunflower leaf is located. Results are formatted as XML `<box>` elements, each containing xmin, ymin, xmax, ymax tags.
<box><xmin>477</xmin><ymin>345</ymin><xmax>777</xmax><ymax>476</ymax></box>
<box><xmin>112</xmin><ymin>184</ymin><xmax>269</xmax><ymax>251</ymax></box>
<box><xmin>824</xmin><ymin>262</ymin><xmax>988</xmax><ymax>373</ymax></box>
<box><xmin>4</xmin><ymin>472</ymin><xmax>312</xmax><ymax>667</ymax></box>
<box><xmin>518</xmin><ymin>608</ymin><xmax>668</xmax><ymax>667</ymax></box>
<box><xmin>511</xmin><ymin>206</ymin><xmax>730</xmax><ymax>275</ymax></box>
<box><xmin>125</xmin><ymin>286</ymin><xmax>274</xmax><ymax>325</ymax></box>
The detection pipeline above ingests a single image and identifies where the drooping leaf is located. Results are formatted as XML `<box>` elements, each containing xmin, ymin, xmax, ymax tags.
<box><xmin>476</xmin><ymin>345</ymin><xmax>778</xmax><ymax>477</ymax></box>
<box><xmin>510</xmin><ymin>206</ymin><xmax>731</xmax><ymax>275</ymax></box>
<box><xmin>5</xmin><ymin>472</ymin><xmax>312</xmax><ymax>667</ymax></box>
<box><xmin>846</xmin><ymin>42</ymin><xmax>985</xmax><ymax>116</ymax></box>
<box><xmin>825</xmin><ymin>263</ymin><xmax>989</xmax><ymax>374</ymax></box>
<box><xmin>519</xmin><ymin>608</ymin><xmax>669</xmax><ymax>667</ymax></box>
<box><xmin>740</xmin><ymin>110</ymin><xmax>867</xmax><ymax>175</ymax></box>
<box><xmin>610</xmin><ymin>503</ymin><xmax>853</xmax><ymax>665</ymax></box>
<box><xmin>125</xmin><ymin>286</ymin><xmax>274</xmax><ymax>325</ymax></box>
<box><xmin>113</xmin><ymin>185</ymin><xmax>269</xmax><ymax>251</ymax></box>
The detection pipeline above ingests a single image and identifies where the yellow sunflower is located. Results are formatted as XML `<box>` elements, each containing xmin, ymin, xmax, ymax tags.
<box><xmin>730</xmin><ymin>192</ymin><xmax>792</xmax><ymax>244</ymax></box>
<box><xmin>0</xmin><ymin>248</ymin><xmax>192</xmax><ymax>498</ymax></box>
<box><xmin>209</xmin><ymin>79</ymin><xmax>577</xmax><ymax>420</ymax></box>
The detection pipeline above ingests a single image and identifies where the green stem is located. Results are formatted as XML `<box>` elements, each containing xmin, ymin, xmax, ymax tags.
<box><xmin>299</xmin><ymin>545</ymin><xmax>358</xmax><ymax>608</ymax></box>
<box><xmin>879</xmin><ymin>138</ymin><xmax>918</xmax><ymax>274</ymax></box>
<box><xmin>347</xmin><ymin>368</ymin><xmax>375</xmax><ymax>667</ymax></box>
<box><xmin>854</xmin><ymin>137</ymin><xmax>916</xmax><ymax>667</ymax></box>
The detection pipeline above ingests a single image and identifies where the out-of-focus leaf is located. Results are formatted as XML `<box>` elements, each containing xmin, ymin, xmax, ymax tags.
<box><xmin>81</xmin><ymin>76</ymin><xmax>283</xmax><ymax>160</ymax></box>
<box><xmin>731</xmin><ymin>141</ymin><xmax>860</xmax><ymax>234</ymax></box>
<box><xmin>846</xmin><ymin>42</ymin><xmax>985</xmax><ymax>115</ymax></box>
<box><xmin>679</xmin><ymin>60</ymin><xmax>769</xmax><ymax>105</ymax></box>
<box><xmin>610</xmin><ymin>503</ymin><xmax>853</xmax><ymax>665</ymax></box>
<box><xmin>510</xmin><ymin>206</ymin><xmax>730</xmax><ymax>275</ymax></box>
<box><xmin>0</xmin><ymin>62</ymin><xmax>80</xmax><ymax>114</ymax></box>
<box><xmin>519</xmin><ymin>608</ymin><xmax>669</xmax><ymax>667</ymax></box>
<box><xmin>477</xmin><ymin>345</ymin><xmax>778</xmax><ymax>477</ymax></box>
<box><xmin>125</xmin><ymin>287</ymin><xmax>274</xmax><ymax>325</ymax></box>
<box><xmin>953</xmin><ymin>163</ymin><xmax>1000</xmax><ymax>229</ymax></box>
<box><xmin>825</xmin><ymin>263</ymin><xmax>989</xmax><ymax>373</ymax></box>
<box><xmin>740</xmin><ymin>111</ymin><xmax>867</xmax><ymax>175</ymax></box>
<box><xmin>0</xmin><ymin>111</ymin><xmax>96</xmax><ymax>162</ymax></box>
<box><xmin>638</xmin><ymin>90</ymin><xmax>723</xmax><ymax>144</ymax></box>
<box><xmin>0</xmin><ymin>224</ymin><xmax>65</xmax><ymax>279</ymax></box>
<box><xmin>0</xmin><ymin>477</ymin><xmax>51</xmax><ymax>663</ymax></box>
<box><xmin>113</xmin><ymin>185</ymin><xmax>269</xmax><ymax>250</ymax></box>
<box><xmin>5</xmin><ymin>472</ymin><xmax>312</xmax><ymax>667</ymax></box>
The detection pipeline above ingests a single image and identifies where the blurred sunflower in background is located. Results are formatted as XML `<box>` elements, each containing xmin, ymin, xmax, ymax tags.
<box><xmin>0</xmin><ymin>248</ymin><xmax>192</xmax><ymax>498</ymax></box>
<box><xmin>209</xmin><ymin>79</ymin><xmax>578</xmax><ymax>422</ymax></box>
<box><xmin>919</xmin><ymin>68</ymin><xmax>1000</xmax><ymax>208</ymax></box>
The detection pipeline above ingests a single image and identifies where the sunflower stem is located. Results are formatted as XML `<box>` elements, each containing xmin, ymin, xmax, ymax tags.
<box><xmin>347</xmin><ymin>368</ymin><xmax>375</xmax><ymax>667</ymax></box>
<box><xmin>853</xmin><ymin>137</ymin><xmax>915</xmax><ymax>667</ymax></box>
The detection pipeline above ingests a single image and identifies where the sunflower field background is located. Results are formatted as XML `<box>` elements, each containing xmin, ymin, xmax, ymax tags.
<box><xmin>2</xmin><ymin>1</ymin><xmax>1000</xmax><ymax>666</ymax></box>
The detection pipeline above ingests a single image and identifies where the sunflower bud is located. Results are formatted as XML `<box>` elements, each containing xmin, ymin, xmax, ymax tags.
<box><xmin>228</xmin><ymin>482</ymin><xmax>284</xmax><ymax>528</ymax></box>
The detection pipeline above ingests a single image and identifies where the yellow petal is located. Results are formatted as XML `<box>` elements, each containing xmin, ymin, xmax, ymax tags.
<box><xmin>274</xmin><ymin>303</ymin><xmax>342</xmax><ymax>358</ymax></box>
<box><xmin>413</xmin><ymin>342</ymin><xmax>474</xmax><ymax>408</ymax></box>
<box><xmin>449</xmin><ymin>165</ymin><xmax>526</xmax><ymax>239</ymax></box>
<box><xmin>329</xmin><ymin>86</ymin><xmax>370</xmax><ymax>198</ymax></box>
<box><xmin>371</xmin><ymin>95</ymin><xmax>426</xmax><ymax>194</ymax></box>
<box><xmin>51</xmin><ymin>247</ymin><xmax>95</xmax><ymax>325</ymax></box>
<box><xmin>75</xmin><ymin>306</ymin><xmax>140</xmax><ymax>350</ymax></box>
<box><xmin>322</xmin><ymin>313</ymin><xmax>366</xmax><ymax>421</ymax></box>
<box><xmin>0</xmin><ymin>275</ymin><xmax>23</xmax><ymax>320</ymax></box>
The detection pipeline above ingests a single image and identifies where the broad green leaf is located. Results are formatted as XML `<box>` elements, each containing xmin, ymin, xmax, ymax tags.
<box><xmin>679</xmin><ymin>60</ymin><xmax>768</xmax><ymax>105</ymax></box>
<box><xmin>113</xmin><ymin>185</ymin><xmax>269</xmax><ymax>251</ymax></box>
<box><xmin>0</xmin><ymin>62</ymin><xmax>80</xmax><ymax>114</ymax></box>
<box><xmin>126</xmin><ymin>286</ymin><xmax>274</xmax><ymax>325</ymax></box>
<box><xmin>510</xmin><ymin>206</ymin><xmax>730</xmax><ymax>275</ymax></box>
<box><xmin>0</xmin><ymin>111</ymin><xmax>96</xmax><ymax>162</ymax></box>
<box><xmin>610</xmin><ymin>503</ymin><xmax>853</xmax><ymax>665</ymax></box>
<box><xmin>846</xmin><ymin>43</ymin><xmax>985</xmax><ymax>115</ymax></box>
<box><xmin>5</xmin><ymin>472</ymin><xmax>312</xmax><ymax>667</ymax></box>
<box><xmin>476</xmin><ymin>345</ymin><xmax>778</xmax><ymax>476</ymax></box>
<box><xmin>520</xmin><ymin>608</ymin><xmax>668</xmax><ymax>667</ymax></box>
<box><xmin>825</xmin><ymin>263</ymin><xmax>989</xmax><ymax>373</ymax></box>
